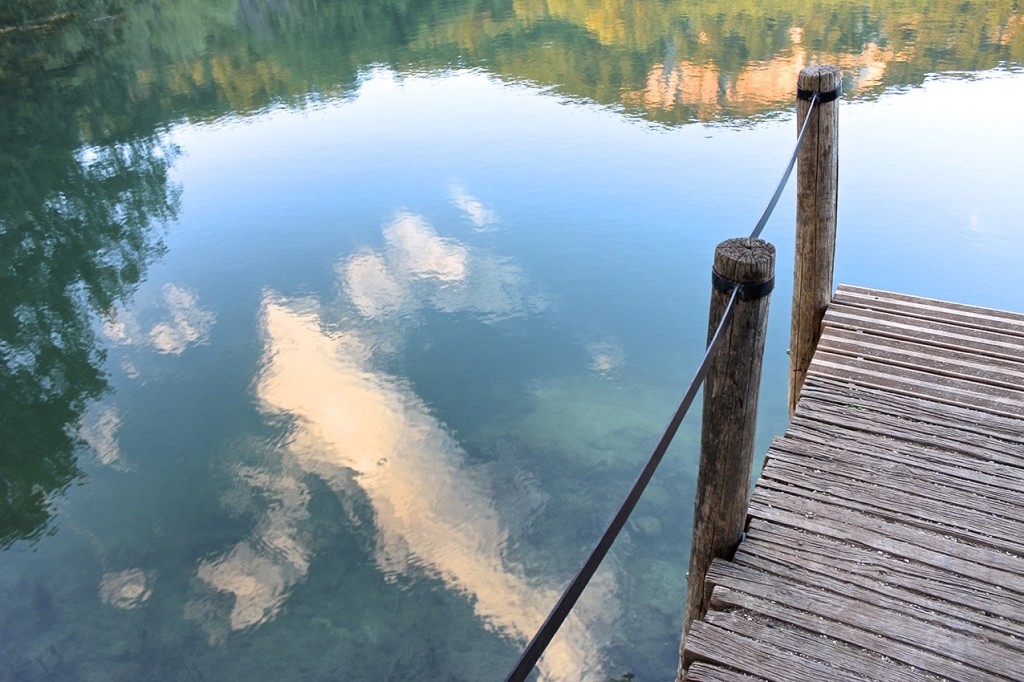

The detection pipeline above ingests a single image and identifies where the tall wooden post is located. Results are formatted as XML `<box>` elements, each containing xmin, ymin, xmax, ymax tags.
<box><xmin>789</xmin><ymin>64</ymin><xmax>840</xmax><ymax>415</ymax></box>
<box><xmin>678</xmin><ymin>237</ymin><xmax>775</xmax><ymax>680</ymax></box>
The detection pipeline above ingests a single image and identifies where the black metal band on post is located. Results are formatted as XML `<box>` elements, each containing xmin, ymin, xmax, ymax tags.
<box><xmin>711</xmin><ymin>270</ymin><xmax>774</xmax><ymax>302</ymax></box>
<box><xmin>797</xmin><ymin>85</ymin><xmax>841</xmax><ymax>103</ymax></box>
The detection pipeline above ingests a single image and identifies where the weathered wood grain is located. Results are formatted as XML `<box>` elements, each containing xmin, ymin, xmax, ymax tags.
<box><xmin>808</xmin><ymin>352</ymin><xmax>1024</xmax><ymax>417</ymax></box>
<box><xmin>821</xmin><ymin>306</ymin><xmax>1024</xmax><ymax>361</ymax></box>
<box><xmin>703</xmin><ymin>610</ymin><xmax>942</xmax><ymax>682</ymax></box>
<box><xmin>799</xmin><ymin>377</ymin><xmax>1024</xmax><ymax>442</ymax></box>
<box><xmin>748</xmin><ymin>486</ymin><xmax>1024</xmax><ymax>582</ymax></box>
<box><xmin>684</xmin><ymin>619</ymin><xmax>864</xmax><ymax>682</ymax></box>
<box><xmin>776</xmin><ymin>428</ymin><xmax>1024</xmax><ymax>500</ymax></box>
<box><xmin>760</xmin><ymin>455</ymin><xmax>1024</xmax><ymax>550</ymax></box>
<box><xmin>783</xmin><ymin>422</ymin><xmax>1024</xmax><ymax>491</ymax></box>
<box><xmin>833</xmin><ymin>284</ymin><xmax>1024</xmax><ymax>332</ymax></box>
<box><xmin>684</xmin><ymin>238</ymin><xmax>775</xmax><ymax>638</ymax></box>
<box><xmin>684</xmin><ymin>661</ymin><xmax>768</xmax><ymax>682</ymax></box>
<box><xmin>705</xmin><ymin>585</ymin><xmax>985</xmax><ymax>680</ymax></box>
<box><xmin>742</xmin><ymin>520</ymin><xmax>1024</xmax><ymax>640</ymax></box>
<box><xmin>732</xmin><ymin>545</ymin><xmax>1024</xmax><ymax>651</ymax></box>
<box><xmin>816</xmin><ymin>326</ymin><xmax>1024</xmax><ymax>389</ymax></box>
<box><xmin>706</xmin><ymin>560</ymin><xmax>1022</xmax><ymax>679</ymax></box>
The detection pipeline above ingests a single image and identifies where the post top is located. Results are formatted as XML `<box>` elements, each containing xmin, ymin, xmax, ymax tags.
<box><xmin>798</xmin><ymin>64</ymin><xmax>842</xmax><ymax>93</ymax></box>
<box><xmin>713</xmin><ymin>237</ymin><xmax>776</xmax><ymax>283</ymax></box>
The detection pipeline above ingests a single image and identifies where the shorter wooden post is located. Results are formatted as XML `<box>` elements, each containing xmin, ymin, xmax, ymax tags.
<box><xmin>678</xmin><ymin>238</ymin><xmax>775</xmax><ymax>679</ymax></box>
<box><xmin>789</xmin><ymin>64</ymin><xmax>841</xmax><ymax>415</ymax></box>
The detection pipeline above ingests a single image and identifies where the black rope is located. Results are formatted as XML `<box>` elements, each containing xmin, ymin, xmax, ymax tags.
<box><xmin>505</xmin><ymin>286</ymin><xmax>740</xmax><ymax>682</ymax></box>
<box><xmin>749</xmin><ymin>92</ymin><xmax>818</xmax><ymax>240</ymax></box>
<box><xmin>505</xmin><ymin>86</ymin><xmax>834</xmax><ymax>682</ymax></box>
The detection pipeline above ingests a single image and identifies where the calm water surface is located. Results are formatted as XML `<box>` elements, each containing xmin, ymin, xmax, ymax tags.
<box><xmin>2</xmin><ymin>1</ymin><xmax>1023</xmax><ymax>680</ymax></box>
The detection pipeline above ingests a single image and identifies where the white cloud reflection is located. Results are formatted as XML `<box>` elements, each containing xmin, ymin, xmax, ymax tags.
<box><xmin>149</xmin><ymin>284</ymin><xmax>216</xmax><ymax>354</ymax></box>
<box><xmin>250</xmin><ymin>297</ymin><xmax>614</xmax><ymax>681</ymax></box>
<box><xmin>99</xmin><ymin>568</ymin><xmax>154</xmax><ymax>609</ymax></box>
<box><xmin>186</xmin><ymin>297</ymin><xmax>613</xmax><ymax>678</ymax></box>
<box><xmin>341</xmin><ymin>211</ymin><xmax>540</xmax><ymax>323</ymax></box>
<box><xmin>188</xmin><ymin>213</ymin><xmax>612</xmax><ymax>679</ymax></box>
<box><xmin>103</xmin><ymin>283</ymin><xmax>215</xmax><ymax>355</ymax></box>
<box><xmin>344</xmin><ymin>249</ymin><xmax>409</xmax><ymax>319</ymax></box>
<box><xmin>78</xmin><ymin>403</ymin><xmax>124</xmax><ymax>468</ymax></box>
<box><xmin>586</xmin><ymin>340</ymin><xmax>625</xmax><ymax>375</ymax></box>
<box><xmin>185</xmin><ymin>466</ymin><xmax>312</xmax><ymax>641</ymax></box>
<box><xmin>450</xmin><ymin>182</ymin><xmax>498</xmax><ymax>229</ymax></box>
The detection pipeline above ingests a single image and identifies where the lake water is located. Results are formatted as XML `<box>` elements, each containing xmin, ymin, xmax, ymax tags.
<box><xmin>2</xmin><ymin>2</ymin><xmax>1023</xmax><ymax>680</ymax></box>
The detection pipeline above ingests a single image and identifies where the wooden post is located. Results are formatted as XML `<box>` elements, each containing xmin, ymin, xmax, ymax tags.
<box><xmin>678</xmin><ymin>237</ymin><xmax>775</xmax><ymax>679</ymax></box>
<box><xmin>789</xmin><ymin>64</ymin><xmax>841</xmax><ymax>415</ymax></box>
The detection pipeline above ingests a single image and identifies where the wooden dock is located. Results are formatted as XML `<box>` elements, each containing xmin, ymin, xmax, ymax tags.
<box><xmin>681</xmin><ymin>284</ymin><xmax>1024</xmax><ymax>681</ymax></box>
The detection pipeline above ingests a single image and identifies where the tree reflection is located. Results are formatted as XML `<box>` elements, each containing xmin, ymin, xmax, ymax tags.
<box><xmin>118</xmin><ymin>0</ymin><xmax>1024</xmax><ymax>124</ymax></box>
<box><xmin>0</xmin><ymin>4</ymin><xmax>179</xmax><ymax>548</ymax></box>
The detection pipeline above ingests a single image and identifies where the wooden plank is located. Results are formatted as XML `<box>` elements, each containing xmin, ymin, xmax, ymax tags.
<box><xmin>702</xmin><ymin>610</ymin><xmax>939</xmax><ymax>682</ymax></box>
<box><xmin>799</xmin><ymin>377</ymin><xmax>1024</xmax><ymax>443</ymax></box>
<box><xmin>832</xmin><ymin>285</ymin><xmax>1024</xmax><ymax>335</ymax></box>
<box><xmin>707</xmin><ymin>585</ymin><xmax>991</xmax><ymax>681</ymax></box>
<box><xmin>775</xmin><ymin>411</ymin><xmax>1024</xmax><ymax>495</ymax></box>
<box><xmin>781</xmin><ymin>425</ymin><xmax>1024</xmax><ymax>497</ymax></box>
<box><xmin>821</xmin><ymin>306</ymin><xmax>1024</xmax><ymax>362</ymax></box>
<box><xmin>732</xmin><ymin>542</ymin><xmax>1024</xmax><ymax>652</ymax></box>
<box><xmin>684</xmin><ymin>661</ymin><xmax>767</xmax><ymax>682</ymax></box>
<box><xmin>784</xmin><ymin>418</ymin><xmax>1024</xmax><ymax>492</ymax></box>
<box><xmin>807</xmin><ymin>352</ymin><xmax>1024</xmax><ymax>417</ymax></box>
<box><xmin>760</xmin><ymin>453</ymin><xmax>1024</xmax><ymax>550</ymax></box>
<box><xmin>744</xmin><ymin>518</ymin><xmax>1024</xmax><ymax>632</ymax></box>
<box><xmin>808</xmin><ymin>350</ymin><xmax>1024</xmax><ymax>406</ymax></box>
<box><xmin>766</xmin><ymin>438</ymin><xmax>1024</xmax><ymax>525</ymax></box>
<box><xmin>706</xmin><ymin>560</ymin><xmax>1022</xmax><ymax>679</ymax></box>
<box><xmin>816</xmin><ymin>326</ymin><xmax>1024</xmax><ymax>390</ymax></box>
<box><xmin>835</xmin><ymin>284</ymin><xmax>1024</xmax><ymax>324</ymax></box>
<box><xmin>819</xmin><ymin>299</ymin><xmax>1024</xmax><ymax>350</ymax></box>
<box><xmin>770</xmin><ymin>411</ymin><xmax>1024</xmax><ymax>501</ymax></box>
<box><xmin>683</xmin><ymin>620</ymin><xmax>864</xmax><ymax>682</ymax></box>
<box><xmin>747</xmin><ymin>487</ymin><xmax>1024</xmax><ymax>587</ymax></box>
<box><xmin>793</xmin><ymin>388</ymin><xmax>1024</xmax><ymax>473</ymax></box>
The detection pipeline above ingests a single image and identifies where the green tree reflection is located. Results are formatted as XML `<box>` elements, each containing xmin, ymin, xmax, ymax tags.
<box><xmin>0</xmin><ymin>3</ymin><xmax>179</xmax><ymax>548</ymax></box>
<box><xmin>90</xmin><ymin>0</ymin><xmax>1023</xmax><ymax>125</ymax></box>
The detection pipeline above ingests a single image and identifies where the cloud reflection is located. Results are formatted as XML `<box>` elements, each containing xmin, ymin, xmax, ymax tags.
<box><xmin>78</xmin><ymin>404</ymin><xmax>124</xmax><ymax>468</ymax></box>
<box><xmin>342</xmin><ymin>211</ymin><xmax>540</xmax><ymax>323</ymax></box>
<box><xmin>586</xmin><ymin>340</ymin><xmax>625</xmax><ymax>375</ymax></box>
<box><xmin>185</xmin><ymin>467</ymin><xmax>312</xmax><ymax>642</ymax></box>
<box><xmin>188</xmin><ymin>213</ymin><xmax>610</xmax><ymax>678</ymax></box>
<box><xmin>148</xmin><ymin>284</ymin><xmax>216</xmax><ymax>354</ymax></box>
<box><xmin>99</xmin><ymin>568</ymin><xmax>154</xmax><ymax>609</ymax></box>
<box><xmin>247</xmin><ymin>297</ymin><xmax>613</xmax><ymax>681</ymax></box>
<box><xmin>103</xmin><ymin>283</ymin><xmax>215</xmax><ymax>355</ymax></box>
<box><xmin>450</xmin><ymin>182</ymin><xmax>498</xmax><ymax>229</ymax></box>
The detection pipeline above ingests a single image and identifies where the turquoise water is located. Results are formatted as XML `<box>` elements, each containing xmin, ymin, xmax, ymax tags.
<box><xmin>2</xmin><ymin>2</ymin><xmax>1023</xmax><ymax>680</ymax></box>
